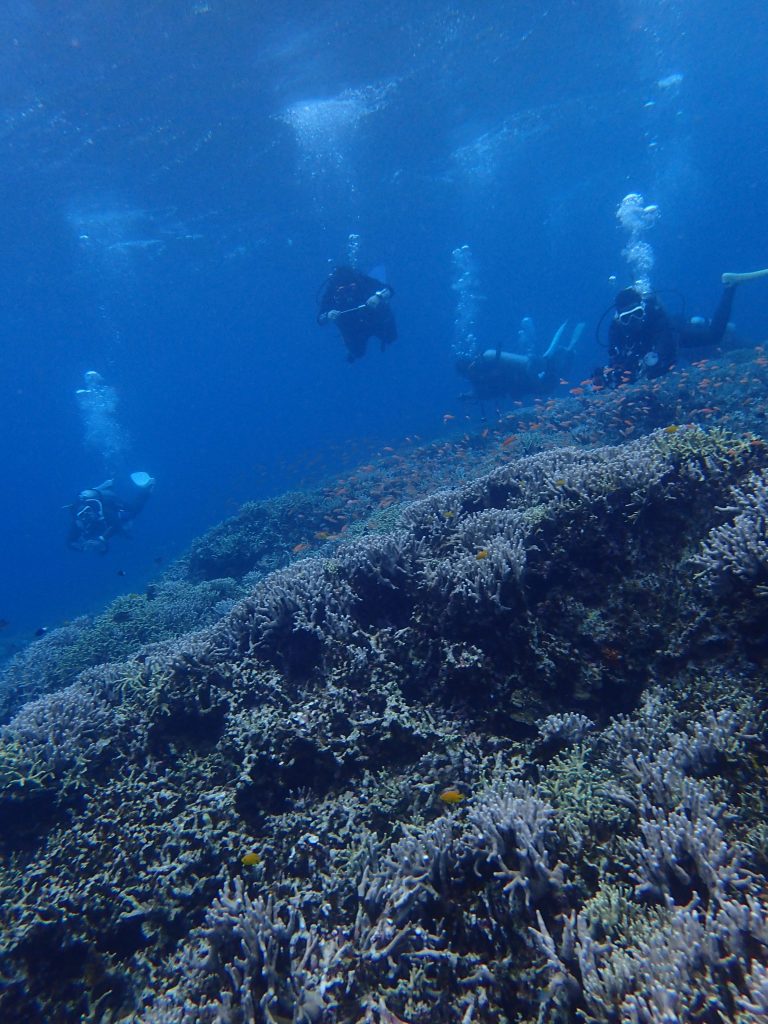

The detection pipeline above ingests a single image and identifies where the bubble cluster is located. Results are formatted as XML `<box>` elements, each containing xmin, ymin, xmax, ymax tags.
<box><xmin>75</xmin><ymin>370</ymin><xmax>129</xmax><ymax>472</ymax></box>
<box><xmin>346</xmin><ymin>233</ymin><xmax>360</xmax><ymax>268</ymax></box>
<box><xmin>280</xmin><ymin>82</ymin><xmax>395</xmax><ymax>160</ymax></box>
<box><xmin>616</xmin><ymin>192</ymin><xmax>659</xmax><ymax>294</ymax></box>
<box><xmin>451</xmin><ymin>245</ymin><xmax>481</xmax><ymax>359</ymax></box>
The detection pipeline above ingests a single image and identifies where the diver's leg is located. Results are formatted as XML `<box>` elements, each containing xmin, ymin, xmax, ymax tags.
<box><xmin>541</xmin><ymin>322</ymin><xmax>568</xmax><ymax>360</ymax></box>
<box><xmin>378</xmin><ymin>309</ymin><xmax>398</xmax><ymax>345</ymax></box>
<box><xmin>708</xmin><ymin>284</ymin><xmax>737</xmax><ymax>346</ymax></box>
<box><xmin>567</xmin><ymin>322</ymin><xmax>585</xmax><ymax>351</ymax></box>
<box><xmin>344</xmin><ymin>331</ymin><xmax>367</xmax><ymax>361</ymax></box>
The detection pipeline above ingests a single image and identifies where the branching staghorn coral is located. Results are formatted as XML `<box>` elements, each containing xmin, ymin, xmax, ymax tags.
<box><xmin>537</xmin><ymin>713</ymin><xmax>595</xmax><ymax>746</ymax></box>
<box><xmin>694</xmin><ymin>467</ymin><xmax>768</xmax><ymax>592</ymax></box>
<box><xmin>142</xmin><ymin>780</ymin><xmax>567</xmax><ymax>1023</ymax></box>
<box><xmin>0</xmin><ymin>578</ymin><xmax>239</xmax><ymax>724</ymax></box>
<box><xmin>2</xmin><ymin>426</ymin><xmax>768</xmax><ymax>1023</ymax></box>
<box><xmin>532</xmin><ymin>811</ymin><xmax>768</xmax><ymax>1023</ymax></box>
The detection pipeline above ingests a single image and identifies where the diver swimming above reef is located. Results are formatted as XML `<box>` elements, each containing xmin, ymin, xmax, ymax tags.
<box><xmin>598</xmin><ymin>267</ymin><xmax>768</xmax><ymax>385</ymax></box>
<box><xmin>456</xmin><ymin>317</ymin><xmax>584</xmax><ymax>402</ymax></box>
<box><xmin>317</xmin><ymin>265</ymin><xmax>397</xmax><ymax>362</ymax></box>
<box><xmin>66</xmin><ymin>471</ymin><xmax>155</xmax><ymax>553</ymax></box>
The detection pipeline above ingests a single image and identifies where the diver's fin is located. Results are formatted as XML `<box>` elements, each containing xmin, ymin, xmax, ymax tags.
<box><xmin>566</xmin><ymin>322</ymin><xmax>586</xmax><ymax>352</ymax></box>
<box><xmin>542</xmin><ymin>322</ymin><xmax>568</xmax><ymax>360</ymax></box>
<box><xmin>722</xmin><ymin>268</ymin><xmax>768</xmax><ymax>285</ymax></box>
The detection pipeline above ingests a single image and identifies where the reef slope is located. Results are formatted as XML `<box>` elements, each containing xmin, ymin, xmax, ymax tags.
<box><xmin>1</xmin><ymin>424</ymin><xmax>767</xmax><ymax>1022</ymax></box>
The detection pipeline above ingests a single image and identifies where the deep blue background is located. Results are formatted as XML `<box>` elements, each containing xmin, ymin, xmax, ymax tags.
<box><xmin>1</xmin><ymin>0</ymin><xmax>766</xmax><ymax>647</ymax></box>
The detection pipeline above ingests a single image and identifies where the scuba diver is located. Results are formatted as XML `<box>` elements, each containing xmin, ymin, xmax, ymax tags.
<box><xmin>66</xmin><ymin>472</ymin><xmax>155</xmax><ymax>553</ymax></box>
<box><xmin>457</xmin><ymin>318</ymin><xmax>585</xmax><ymax>402</ymax></box>
<box><xmin>317</xmin><ymin>265</ymin><xmax>397</xmax><ymax>362</ymax></box>
<box><xmin>606</xmin><ymin>286</ymin><xmax>678</xmax><ymax>381</ymax></box>
<box><xmin>600</xmin><ymin>268</ymin><xmax>768</xmax><ymax>384</ymax></box>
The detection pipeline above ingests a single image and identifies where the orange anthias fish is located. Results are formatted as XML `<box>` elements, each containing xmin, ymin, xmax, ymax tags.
<box><xmin>439</xmin><ymin>786</ymin><xmax>466</xmax><ymax>805</ymax></box>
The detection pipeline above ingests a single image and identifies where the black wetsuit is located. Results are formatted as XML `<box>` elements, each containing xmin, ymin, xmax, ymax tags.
<box><xmin>457</xmin><ymin>351</ymin><xmax>546</xmax><ymax>401</ymax></box>
<box><xmin>678</xmin><ymin>284</ymin><xmax>737</xmax><ymax>351</ymax></box>
<box><xmin>67</xmin><ymin>475</ymin><xmax>153</xmax><ymax>553</ymax></box>
<box><xmin>317</xmin><ymin>268</ymin><xmax>397</xmax><ymax>361</ymax></box>
<box><xmin>608</xmin><ymin>286</ymin><xmax>737</xmax><ymax>380</ymax></box>
<box><xmin>608</xmin><ymin>294</ymin><xmax>677</xmax><ymax>379</ymax></box>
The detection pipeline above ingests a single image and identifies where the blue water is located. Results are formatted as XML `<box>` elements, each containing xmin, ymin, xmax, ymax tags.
<box><xmin>0</xmin><ymin>0</ymin><xmax>766</xmax><ymax>648</ymax></box>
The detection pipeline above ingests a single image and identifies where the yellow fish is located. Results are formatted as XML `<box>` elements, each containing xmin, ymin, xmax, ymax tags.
<box><xmin>241</xmin><ymin>851</ymin><xmax>262</xmax><ymax>867</ymax></box>
<box><xmin>439</xmin><ymin>786</ymin><xmax>466</xmax><ymax>805</ymax></box>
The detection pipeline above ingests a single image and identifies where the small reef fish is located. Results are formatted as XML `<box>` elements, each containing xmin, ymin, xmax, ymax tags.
<box><xmin>475</xmin><ymin>549</ymin><xmax>490</xmax><ymax>560</ymax></box>
<box><xmin>438</xmin><ymin>786</ymin><xmax>466</xmax><ymax>805</ymax></box>
<box><xmin>241</xmin><ymin>851</ymin><xmax>262</xmax><ymax>867</ymax></box>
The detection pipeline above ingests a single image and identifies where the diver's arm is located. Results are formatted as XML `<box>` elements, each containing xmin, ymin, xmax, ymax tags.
<box><xmin>317</xmin><ymin>287</ymin><xmax>337</xmax><ymax>323</ymax></box>
<box><xmin>647</xmin><ymin>305</ymin><xmax>677</xmax><ymax>365</ymax></box>
<box><xmin>360</xmin><ymin>274</ymin><xmax>392</xmax><ymax>301</ymax></box>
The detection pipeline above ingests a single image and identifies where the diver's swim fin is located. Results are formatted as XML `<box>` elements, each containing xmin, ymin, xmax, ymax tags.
<box><xmin>542</xmin><ymin>322</ymin><xmax>568</xmax><ymax>360</ymax></box>
<box><xmin>566</xmin><ymin>322</ymin><xmax>586</xmax><ymax>352</ymax></box>
<box><xmin>722</xmin><ymin>268</ymin><xmax>768</xmax><ymax>285</ymax></box>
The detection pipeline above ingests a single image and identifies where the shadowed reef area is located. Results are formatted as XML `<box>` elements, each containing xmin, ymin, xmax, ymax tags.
<box><xmin>1</xmin><ymin>355</ymin><xmax>768</xmax><ymax>1023</ymax></box>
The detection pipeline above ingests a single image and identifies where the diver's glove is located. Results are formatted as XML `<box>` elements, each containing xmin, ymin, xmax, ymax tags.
<box><xmin>366</xmin><ymin>293</ymin><xmax>381</xmax><ymax>308</ymax></box>
<box><xmin>327</xmin><ymin>309</ymin><xmax>341</xmax><ymax>321</ymax></box>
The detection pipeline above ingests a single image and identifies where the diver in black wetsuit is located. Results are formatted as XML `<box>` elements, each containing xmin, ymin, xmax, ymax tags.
<box><xmin>66</xmin><ymin>472</ymin><xmax>155</xmax><ymax>553</ymax></box>
<box><xmin>605</xmin><ymin>277</ymin><xmax>742</xmax><ymax>383</ymax></box>
<box><xmin>456</xmin><ymin>319</ymin><xmax>585</xmax><ymax>402</ymax></box>
<box><xmin>317</xmin><ymin>266</ymin><xmax>397</xmax><ymax>362</ymax></box>
<box><xmin>607</xmin><ymin>287</ymin><xmax>679</xmax><ymax>380</ymax></box>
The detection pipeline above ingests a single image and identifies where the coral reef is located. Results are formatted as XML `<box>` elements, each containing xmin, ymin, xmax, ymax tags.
<box><xmin>5</xmin><ymin>347</ymin><xmax>768</xmax><ymax>717</ymax></box>
<box><xmin>1</xmin><ymin>403</ymin><xmax>768</xmax><ymax>1022</ymax></box>
<box><xmin>694</xmin><ymin>467</ymin><xmax>768</xmax><ymax>593</ymax></box>
<box><xmin>0</xmin><ymin>579</ymin><xmax>239</xmax><ymax>724</ymax></box>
